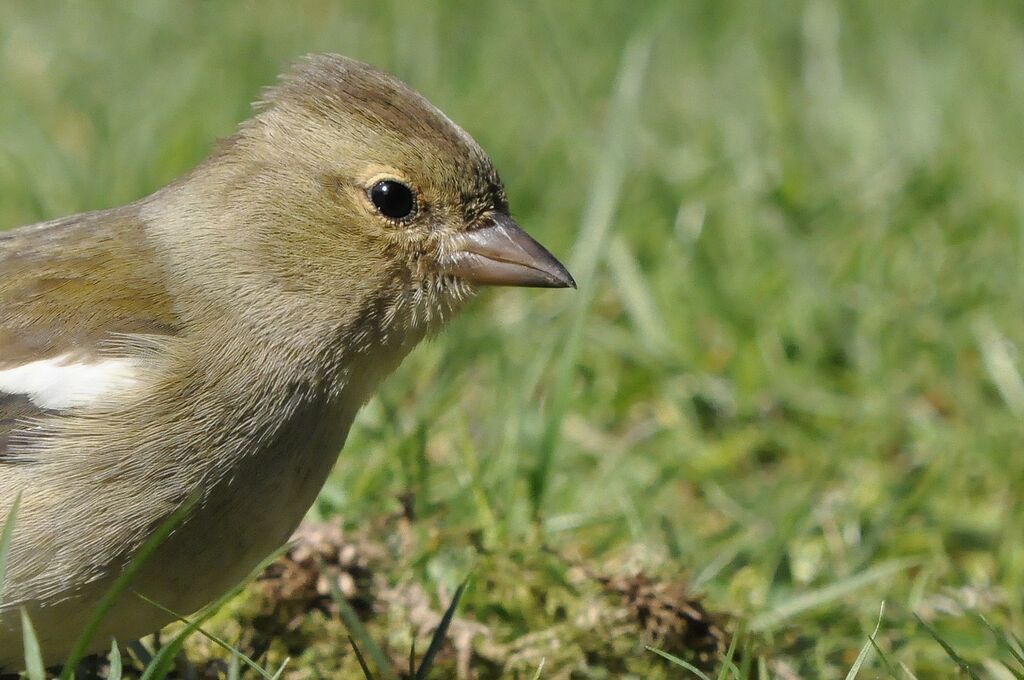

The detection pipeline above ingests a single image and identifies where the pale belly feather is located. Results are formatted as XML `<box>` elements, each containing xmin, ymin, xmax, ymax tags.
<box><xmin>0</xmin><ymin>398</ymin><xmax>355</xmax><ymax>667</ymax></box>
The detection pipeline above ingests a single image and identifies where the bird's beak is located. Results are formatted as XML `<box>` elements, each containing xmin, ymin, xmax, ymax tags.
<box><xmin>443</xmin><ymin>214</ymin><xmax>576</xmax><ymax>289</ymax></box>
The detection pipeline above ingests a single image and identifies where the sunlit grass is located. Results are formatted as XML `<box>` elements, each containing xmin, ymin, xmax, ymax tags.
<box><xmin>0</xmin><ymin>0</ymin><xmax>1023</xmax><ymax>676</ymax></box>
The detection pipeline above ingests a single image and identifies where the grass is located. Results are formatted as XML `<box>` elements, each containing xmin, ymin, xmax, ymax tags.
<box><xmin>1</xmin><ymin>0</ymin><xmax>1024</xmax><ymax>676</ymax></box>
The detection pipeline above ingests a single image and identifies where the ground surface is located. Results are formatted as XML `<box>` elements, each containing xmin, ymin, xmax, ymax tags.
<box><xmin>2</xmin><ymin>2</ymin><xmax>1024</xmax><ymax>677</ymax></box>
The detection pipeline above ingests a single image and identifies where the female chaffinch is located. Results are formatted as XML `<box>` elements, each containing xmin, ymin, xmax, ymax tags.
<box><xmin>0</xmin><ymin>53</ymin><xmax>573</xmax><ymax>667</ymax></box>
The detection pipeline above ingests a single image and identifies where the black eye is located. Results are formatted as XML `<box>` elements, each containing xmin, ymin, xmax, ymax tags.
<box><xmin>369</xmin><ymin>180</ymin><xmax>416</xmax><ymax>220</ymax></box>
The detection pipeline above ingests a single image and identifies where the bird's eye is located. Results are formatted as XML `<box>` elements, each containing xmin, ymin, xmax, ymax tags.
<box><xmin>369</xmin><ymin>180</ymin><xmax>416</xmax><ymax>221</ymax></box>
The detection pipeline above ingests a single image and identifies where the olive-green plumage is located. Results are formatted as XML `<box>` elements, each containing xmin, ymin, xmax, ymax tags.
<box><xmin>0</xmin><ymin>54</ymin><xmax>572</xmax><ymax>667</ymax></box>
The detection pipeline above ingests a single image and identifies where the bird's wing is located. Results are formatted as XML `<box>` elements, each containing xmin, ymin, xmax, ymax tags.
<box><xmin>0</xmin><ymin>206</ymin><xmax>181</xmax><ymax>460</ymax></box>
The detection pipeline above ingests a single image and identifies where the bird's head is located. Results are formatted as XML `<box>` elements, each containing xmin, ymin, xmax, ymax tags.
<box><xmin>196</xmin><ymin>54</ymin><xmax>573</xmax><ymax>348</ymax></box>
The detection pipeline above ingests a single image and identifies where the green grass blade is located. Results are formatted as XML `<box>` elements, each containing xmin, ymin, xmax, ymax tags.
<box><xmin>528</xmin><ymin>27</ymin><xmax>654</xmax><ymax>519</ymax></box>
<box><xmin>348</xmin><ymin>636</ymin><xmax>377</xmax><ymax>680</ymax></box>
<box><xmin>133</xmin><ymin>591</ymin><xmax>276</xmax><ymax>680</ymax></box>
<box><xmin>738</xmin><ymin>637</ymin><xmax>754</xmax><ymax>679</ymax></box>
<box><xmin>645</xmin><ymin>645</ymin><xmax>713</xmax><ymax>680</ymax></box>
<box><xmin>413</xmin><ymin>578</ymin><xmax>468</xmax><ymax>680</ymax></box>
<box><xmin>716</xmin><ymin>621</ymin><xmax>742</xmax><ymax>680</ymax></box>
<box><xmin>974</xmin><ymin>317</ymin><xmax>1024</xmax><ymax>415</ymax></box>
<box><xmin>869</xmin><ymin>635</ymin><xmax>901</xmax><ymax>679</ymax></box>
<box><xmin>977</xmin><ymin>613</ymin><xmax>1024</xmax><ymax>674</ymax></box>
<box><xmin>227</xmin><ymin>650</ymin><xmax>240</xmax><ymax>680</ymax></box>
<box><xmin>846</xmin><ymin>634</ymin><xmax>874</xmax><ymax>679</ymax></box>
<box><xmin>607</xmin><ymin>234</ymin><xmax>670</xmax><ymax>354</ymax></box>
<box><xmin>108</xmin><ymin>640</ymin><xmax>123</xmax><ymax>680</ymax></box>
<box><xmin>757</xmin><ymin>656</ymin><xmax>770</xmax><ymax>680</ymax></box>
<box><xmin>135</xmin><ymin>619</ymin><xmax>208</xmax><ymax>678</ymax></box>
<box><xmin>0</xmin><ymin>492</ymin><xmax>22</xmax><ymax>601</ymax></box>
<box><xmin>750</xmin><ymin>560</ymin><xmax>914</xmax><ymax>631</ymax></box>
<box><xmin>1013</xmin><ymin>633</ymin><xmax>1024</xmax><ymax>656</ymax></box>
<box><xmin>320</xmin><ymin>557</ymin><xmax>397</xmax><ymax>680</ymax></box>
<box><xmin>20</xmin><ymin>607</ymin><xmax>44</xmax><ymax>680</ymax></box>
<box><xmin>268</xmin><ymin>657</ymin><xmax>290</xmax><ymax>680</ymax></box>
<box><xmin>59</xmin><ymin>494</ymin><xmax>199</xmax><ymax>680</ymax></box>
<box><xmin>137</xmin><ymin>544</ymin><xmax>288</xmax><ymax>680</ymax></box>
<box><xmin>531</xmin><ymin>658</ymin><xmax>546</xmax><ymax>680</ymax></box>
<box><xmin>898</xmin><ymin>662</ymin><xmax>921</xmax><ymax>679</ymax></box>
<box><xmin>915</xmin><ymin>613</ymin><xmax>981</xmax><ymax>680</ymax></box>
<box><xmin>845</xmin><ymin>602</ymin><xmax>886</xmax><ymax>680</ymax></box>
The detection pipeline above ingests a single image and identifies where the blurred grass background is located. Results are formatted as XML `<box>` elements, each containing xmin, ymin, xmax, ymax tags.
<box><xmin>2</xmin><ymin>1</ymin><xmax>1024</xmax><ymax>677</ymax></box>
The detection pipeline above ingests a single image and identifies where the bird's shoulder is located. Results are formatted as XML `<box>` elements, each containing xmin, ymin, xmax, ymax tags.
<box><xmin>0</xmin><ymin>205</ymin><xmax>182</xmax><ymax>460</ymax></box>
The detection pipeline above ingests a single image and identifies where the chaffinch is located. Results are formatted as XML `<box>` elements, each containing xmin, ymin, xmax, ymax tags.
<box><xmin>0</xmin><ymin>53</ymin><xmax>573</xmax><ymax>666</ymax></box>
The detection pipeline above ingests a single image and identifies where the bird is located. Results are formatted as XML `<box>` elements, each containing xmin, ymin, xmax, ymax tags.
<box><xmin>0</xmin><ymin>53</ymin><xmax>574</xmax><ymax>667</ymax></box>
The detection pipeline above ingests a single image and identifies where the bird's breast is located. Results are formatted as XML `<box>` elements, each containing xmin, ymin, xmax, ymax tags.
<box><xmin>135</xmin><ymin>388</ymin><xmax>357</xmax><ymax>613</ymax></box>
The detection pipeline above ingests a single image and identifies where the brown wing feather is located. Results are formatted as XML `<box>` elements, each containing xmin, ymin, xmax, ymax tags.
<box><xmin>0</xmin><ymin>205</ymin><xmax>181</xmax><ymax>460</ymax></box>
<box><xmin>0</xmin><ymin>205</ymin><xmax>182</xmax><ymax>364</ymax></box>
